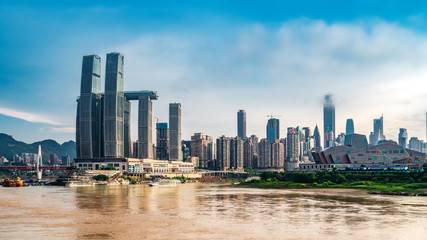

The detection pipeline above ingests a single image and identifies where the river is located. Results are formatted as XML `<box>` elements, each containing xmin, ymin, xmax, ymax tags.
<box><xmin>0</xmin><ymin>184</ymin><xmax>426</xmax><ymax>240</ymax></box>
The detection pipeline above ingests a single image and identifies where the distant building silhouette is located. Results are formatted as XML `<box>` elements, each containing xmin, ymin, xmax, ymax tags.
<box><xmin>398</xmin><ymin>128</ymin><xmax>408</xmax><ymax>148</ymax></box>
<box><xmin>372</xmin><ymin>115</ymin><xmax>384</xmax><ymax>145</ymax></box>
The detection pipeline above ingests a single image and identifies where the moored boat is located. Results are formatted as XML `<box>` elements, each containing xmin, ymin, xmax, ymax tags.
<box><xmin>2</xmin><ymin>177</ymin><xmax>28</xmax><ymax>187</ymax></box>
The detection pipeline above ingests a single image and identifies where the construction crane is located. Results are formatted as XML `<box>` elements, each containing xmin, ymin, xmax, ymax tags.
<box><xmin>267</xmin><ymin>114</ymin><xmax>281</xmax><ymax>119</ymax></box>
<box><xmin>373</xmin><ymin>154</ymin><xmax>424</xmax><ymax>170</ymax></box>
<box><xmin>154</xmin><ymin>117</ymin><xmax>163</xmax><ymax>124</ymax></box>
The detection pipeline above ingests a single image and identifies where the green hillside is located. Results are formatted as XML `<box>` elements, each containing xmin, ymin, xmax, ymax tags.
<box><xmin>0</xmin><ymin>133</ymin><xmax>76</xmax><ymax>163</ymax></box>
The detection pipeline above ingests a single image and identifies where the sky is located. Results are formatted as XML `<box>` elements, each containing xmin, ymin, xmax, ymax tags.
<box><xmin>1</xmin><ymin>0</ymin><xmax>427</xmax><ymax>144</ymax></box>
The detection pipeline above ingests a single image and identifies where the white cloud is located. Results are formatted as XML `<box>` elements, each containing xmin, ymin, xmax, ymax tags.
<box><xmin>109</xmin><ymin>18</ymin><xmax>427</xmax><ymax>142</ymax></box>
<box><xmin>0</xmin><ymin>107</ymin><xmax>62</xmax><ymax>126</ymax></box>
<box><xmin>40</xmin><ymin>127</ymin><xmax>75</xmax><ymax>133</ymax></box>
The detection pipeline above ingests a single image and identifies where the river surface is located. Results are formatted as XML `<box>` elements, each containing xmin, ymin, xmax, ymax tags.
<box><xmin>0</xmin><ymin>184</ymin><xmax>426</xmax><ymax>240</ymax></box>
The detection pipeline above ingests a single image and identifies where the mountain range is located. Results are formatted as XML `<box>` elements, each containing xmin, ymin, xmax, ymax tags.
<box><xmin>0</xmin><ymin>133</ymin><xmax>76</xmax><ymax>162</ymax></box>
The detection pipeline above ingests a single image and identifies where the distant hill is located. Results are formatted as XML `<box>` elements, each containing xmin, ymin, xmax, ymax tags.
<box><xmin>0</xmin><ymin>133</ymin><xmax>76</xmax><ymax>163</ymax></box>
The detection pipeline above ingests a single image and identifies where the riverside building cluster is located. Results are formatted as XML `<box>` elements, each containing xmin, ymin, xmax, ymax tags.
<box><xmin>73</xmin><ymin>52</ymin><xmax>426</xmax><ymax>174</ymax></box>
<box><xmin>74</xmin><ymin>53</ymin><xmax>193</xmax><ymax>175</ymax></box>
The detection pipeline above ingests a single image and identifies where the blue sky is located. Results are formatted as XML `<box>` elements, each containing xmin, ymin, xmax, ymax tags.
<box><xmin>1</xmin><ymin>1</ymin><xmax>427</xmax><ymax>144</ymax></box>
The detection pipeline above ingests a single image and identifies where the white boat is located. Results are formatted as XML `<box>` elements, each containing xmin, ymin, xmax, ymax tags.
<box><xmin>65</xmin><ymin>181</ymin><xmax>95</xmax><ymax>187</ymax></box>
<box><xmin>149</xmin><ymin>179</ymin><xmax>181</xmax><ymax>187</ymax></box>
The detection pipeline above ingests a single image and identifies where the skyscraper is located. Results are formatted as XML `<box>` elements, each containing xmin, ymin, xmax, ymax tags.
<box><xmin>287</xmin><ymin>128</ymin><xmax>300</xmax><ymax>162</ymax></box>
<box><xmin>237</xmin><ymin>110</ymin><xmax>246</xmax><ymax>139</ymax></box>
<box><xmin>243</xmin><ymin>138</ymin><xmax>254</xmax><ymax>168</ymax></box>
<box><xmin>302</xmin><ymin>127</ymin><xmax>311</xmax><ymax>141</ymax></box>
<box><xmin>398</xmin><ymin>128</ymin><xmax>408</xmax><ymax>148</ymax></box>
<box><xmin>191</xmin><ymin>133</ymin><xmax>208</xmax><ymax>168</ymax></box>
<box><xmin>258</xmin><ymin>138</ymin><xmax>271</xmax><ymax>168</ymax></box>
<box><xmin>230</xmin><ymin>137</ymin><xmax>244</xmax><ymax>170</ymax></box>
<box><xmin>345</xmin><ymin>119</ymin><xmax>354</xmax><ymax>135</ymax></box>
<box><xmin>271</xmin><ymin>139</ymin><xmax>284</xmax><ymax>168</ymax></box>
<box><xmin>372</xmin><ymin>115</ymin><xmax>384</xmax><ymax>145</ymax></box>
<box><xmin>169</xmin><ymin>103</ymin><xmax>182</xmax><ymax>161</ymax></box>
<box><xmin>313</xmin><ymin>125</ymin><xmax>321</xmax><ymax>151</ymax></box>
<box><xmin>77</xmin><ymin>55</ymin><xmax>102</xmax><ymax>159</ymax></box>
<box><xmin>104</xmin><ymin>52</ymin><xmax>125</xmax><ymax>158</ymax></box>
<box><xmin>216</xmin><ymin>136</ymin><xmax>230</xmax><ymax>171</ymax></box>
<box><xmin>323</xmin><ymin>94</ymin><xmax>335</xmax><ymax>148</ymax></box>
<box><xmin>266</xmin><ymin>118</ymin><xmax>280</xmax><ymax>143</ymax></box>
<box><xmin>156</xmin><ymin>122</ymin><xmax>169</xmax><ymax>160</ymax></box>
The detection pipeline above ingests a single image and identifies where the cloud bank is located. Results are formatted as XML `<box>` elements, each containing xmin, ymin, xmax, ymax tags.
<box><xmin>112</xmin><ymin>18</ymin><xmax>427</xmax><ymax>141</ymax></box>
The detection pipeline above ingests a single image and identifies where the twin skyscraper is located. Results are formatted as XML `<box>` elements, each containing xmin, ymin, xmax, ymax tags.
<box><xmin>76</xmin><ymin>52</ymin><xmax>182</xmax><ymax>161</ymax></box>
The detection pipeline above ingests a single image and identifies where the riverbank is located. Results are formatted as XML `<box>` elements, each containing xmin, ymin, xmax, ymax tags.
<box><xmin>237</xmin><ymin>181</ymin><xmax>427</xmax><ymax>196</ymax></box>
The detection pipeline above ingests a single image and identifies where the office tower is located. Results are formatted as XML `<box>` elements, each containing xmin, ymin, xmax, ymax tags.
<box><xmin>271</xmin><ymin>139</ymin><xmax>284</xmax><ymax>168</ymax></box>
<box><xmin>237</xmin><ymin>110</ymin><xmax>247</xmax><ymax>138</ymax></box>
<box><xmin>398</xmin><ymin>128</ymin><xmax>408</xmax><ymax>148</ymax></box>
<box><xmin>104</xmin><ymin>52</ymin><xmax>125</xmax><ymax>158</ymax></box>
<box><xmin>302</xmin><ymin>127</ymin><xmax>310</xmax><ymax>141</ymax></box>
<box><xmin>372</xmin><ymin>115</ymin><xmax>384</xmax><ymax>145</ymax></box>
<box><xmin>132</xmin><ymin>141</ymin><xmax>138</xmax><ymax>158</ymax></box>
<box><xmin>182</xmin><ymin>141</ymin><xmax>191</xmax><ymax>160</ymax></box>
<box><xmin>216</xmin><ymin>136</ymin><xmax>230</xmax><ymax>171</ymax></box>
<box><xmin>266</xmin><ymin>118</ymin><xmax>280</xmax><ymax>143</ymax></box>
<box><xmin>250</xmin><ymin>135</ymin><xmax>259</xmax><ymax>155</ymax></box>
<box><xmin>258</xmin><ymin>138</ymin><xmax>271</xmax><ymax>168</ymax></box>
<box><xmin>323</xmin><ymin>94</ymin><xmax>335</xmax><ymax>148</ymax></box>
<box><xmin>230</xmin><ymin>137</ymin><xmax>244</xmax><ymax>170</ymax></box>
<box><xmin>346</xmin><ymin>119</ymin><xmax>354</xmax><ymax>135</ymax></box>
<box><xmin>124</xmin><ymin>99</ymin><xmax>131</xmax><ymax>157</ymax></box>
<box><xmin>243</xmin><ymin>138</ymin><xmax>253</xmax><ymax>168</ymax></box>
<box><xmin>77</xmin><ymin>55</ymin><xmax>102</xmax><ymax>158</ymax></box>
<box><xmin>369</xmin><ymin>132</ymin><xmax>375</xmax><ymax>145</ymax></box>
<box><xmin>287</xmin><ymin>128</ymin><xmax>300</xmax><ymax>162</ymax></box>
<box><xmin>138</xmin><ymin>95</ymin><xmax>153</xmax><ymax>159</ymax></box>
<box><xmin>206</xmin><ymin>136</ymin><xmax>216</xmax><ymax>168</ymax></box>
<box><xmin>191</xmin><ymin>133</ymin><xmax>208</xmax><ymax>168</ymax></box>
<box><xmin>169</xmin><ymin>103</ymin><xmax>182</xmax><ymax>161</ymax></box>
<box><xmin>313</xmin><ymin>125</ymin><xmax>321</xmax><ymax>150</ymax></box>
<box><xmin>156</xmin><ymin>122</ymin><xmax>169</xmax><ymax>160</ymax></box>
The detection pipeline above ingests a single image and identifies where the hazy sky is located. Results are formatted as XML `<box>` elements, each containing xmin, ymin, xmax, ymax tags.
<box><xmin>1</xmin><ymin>0</ymin><xmax>427</xmax><ymax>144</ymax></box>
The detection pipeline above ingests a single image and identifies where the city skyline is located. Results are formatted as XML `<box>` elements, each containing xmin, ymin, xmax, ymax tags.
<box><xmin>2</xmin><ymin>1</ymin><xmax>427</xmax><ymax>144</ymax></box>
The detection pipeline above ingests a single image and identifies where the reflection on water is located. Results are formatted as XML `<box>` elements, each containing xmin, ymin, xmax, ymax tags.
<box><xmin>0</xmin><ymin>184</ymin><xmax>426</xmax><ymax>240</ymax></box>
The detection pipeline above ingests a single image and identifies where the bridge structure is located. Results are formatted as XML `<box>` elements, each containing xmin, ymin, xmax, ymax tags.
<box><xmin>0</xmin><ymin>166</ymin><xmax>69</xmax><ymax>171</ymax></box>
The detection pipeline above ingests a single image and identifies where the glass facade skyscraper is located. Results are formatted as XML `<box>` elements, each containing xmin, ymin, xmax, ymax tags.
<box><xmin>266</xmin><ymin>118</ymin><xmax>280</xmax><ymax>143</ymax></box>
<box><xmin>323</xmin><ymin>94</ymin><xmax>335</xmax><ymax>148</ymax></box>
<box><xmin>104</xmin><ymin>52</ymin><xmax>125</xmax><ymax>157</ymax></box>
<box><xmin>345</xmin><ymin>119</ymin><xmax>354</xmax><ymax>135</ymax></box>
<box><xmin>77</xmin><ymin>55</ymin><xmax>102</xmax><ymax>159</ymax></box>
<box><xmin>169</xmin><ymin>103</ymin><xmax>182</xmax><ymax>161</ymax></box>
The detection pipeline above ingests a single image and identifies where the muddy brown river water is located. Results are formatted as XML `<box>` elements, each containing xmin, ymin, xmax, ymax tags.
<box><xmin>0</xmin><ymin>184</ymin><xmax>426</xmax><ymax>239</ymax></box>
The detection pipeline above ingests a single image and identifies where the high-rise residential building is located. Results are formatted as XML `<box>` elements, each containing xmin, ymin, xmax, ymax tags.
<box><xmin>323</xmin><ymin>94</ymin><xmax>335</xmax><ymax>148</ymax></box>
<box><xmin>206</xmin><ymin>136</ymin><xmax>216</xmax><ymax>168</ymax></box>
<box><xmin>77</xmin><ymin>54</ymin><xmax>102</xmax><ymax>159</ymax></box>
<box><xmin>271</xmin><ymin>139</ymin><xmax>284</xmax><ymax>168</ymax></box>
<box><xmin>266</xmin><ymin>118</ymin><xmax>280</xmax><ymax>143</ymax></box>
<box><xmin>409</xmin><ymin>137</ymin><xmax>423</xmax><ymax>152</ymax></box>
<box><xmin>372</xmin><ymin>115</ymin><xmax>384</xmax><ymax>145</ymax></box>
<box><xmin>258</xmin><ymin>138</ymin><xmax>271</xmax><ymax>168</ymax></box>
<box><xmin>243</xmin><ymin>138</ymin><xmax>254</xmax><ymax>168</ymax></box>
<box><xmin>216</xmin><ymin>136</ymin><xmax>230</xmax><ymax>171</ymax></box>
<box><xmin>191</xmin><ymin>133</ymin><xmax>208</xmax><ymax>168</ymax></box>
<box><xmin>104</xmin><ymin>52</ymin><xmax>125</xmax><ymax>158</ymax></box>
<box><xmin>302</xmin><ymin>127</ymin><xmax>311</xmax><ymax>141</ymax></box>
<box><xmin>237</xmin><ymin>110</ymin><xmax>246</xmax><ymax>139</ymax></box>
<box><xmin>250</xmin><ymin>135</ymin><xmax>259</xmax><ymax>155</ymax></box>
<box><xmin>313</xmin><ymin>125</ymin><xmax>321</xmax><ymax>151</ymax></box>
<box><xmin>287</xmin><ymin>128</ymin><xmax>300</xmax><ymax>162</ymax></box>
<box><xmin>324</xmin><ymin>130</ymin><xmax>334</xmax><ymax>148</ymax></box>
<box><xmin>156</xmin><ymin>122</ymin><xmax>169</xmax><ymax>160</ymax></box>
<box><xmin>230</xmin><ymin>137</ymin><xmax>244</xmax><ymax>170</ymax></box>
<box><xmin>398</xmin><ymin>128</ymin><xmax>408</xmax><ymax>148</ymax></box>
<box><xmin>346</xmin><ymin>119</ymin><xmax>354</xmax><ymax>135</ymax></box>
<box><xmin>169</xmin><ymin>103</ymin><xmax>182</xmax><ymax>161</ymax></box>
<box><xmin>280</xmin><ymin>138</ymin><xmax>287</xmax><ymax>161</ymax></box>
